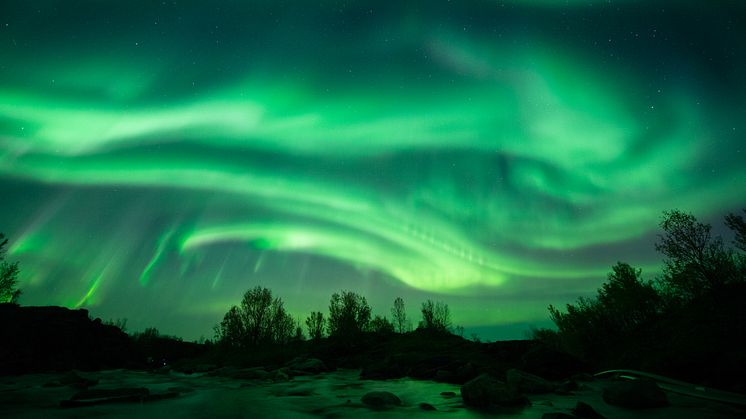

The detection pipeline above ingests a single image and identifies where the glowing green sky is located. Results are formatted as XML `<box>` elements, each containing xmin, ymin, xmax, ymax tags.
<box><xmin>1</xmin><ymin>1</ymin><xmax>744</xmax><ymax>340</ymax></box>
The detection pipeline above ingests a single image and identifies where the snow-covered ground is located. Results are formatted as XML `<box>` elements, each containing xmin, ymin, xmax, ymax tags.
<box><xmin>1</xmin><ymin>369</ymin><xmax>743</xmax><ymax>418</ymax></box>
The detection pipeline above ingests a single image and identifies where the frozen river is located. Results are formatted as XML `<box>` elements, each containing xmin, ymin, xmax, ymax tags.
<box><xmin>1</xmin><ymin>369</ymin><xmax>743</xmax><ymax>418</ymax></box>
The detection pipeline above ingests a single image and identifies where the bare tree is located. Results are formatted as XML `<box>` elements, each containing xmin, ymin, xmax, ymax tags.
<box><xmin>419</xmin><ymin>299</ymin><xmax>451</xmax><ymax>332</ymax></box>
<box><xmin>725</xmin><ymin>209</ymin><xmax>746</xmax><ymax>252</ymax></box>
<box><xmin>328</xmin><ymin>290</ymin><xmax>371</xmax><ymax>338</ymax></box>
<box><xmin>391</xmin><ymin>297</ymin><xmax>407</xmax><ymax>333</ymax></box>
<box><xmin>215</xmin><ymin>286</ymin><xmax>294</xmax><ymax>347</ymax></box>
<box><xmin>305</xmin><ymin>311</ymin><xmax>325</xmax><ymax>341</ymax></box>
<box><xmin>655</xmin><ymin>210</ymin><xmax>736</xmax><ymax>300</ymax></box>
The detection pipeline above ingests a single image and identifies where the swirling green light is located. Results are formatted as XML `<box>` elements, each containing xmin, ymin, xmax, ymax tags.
<box><xmin>1</xmin><ymin>0</ymin><xmax>743</xmax><ymax>339</ymax></box>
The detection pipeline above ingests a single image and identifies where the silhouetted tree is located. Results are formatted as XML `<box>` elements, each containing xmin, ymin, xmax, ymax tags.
<box><xmin>391</xmin><ymin>297</ymin><xmax>407</xmax><ymax>333</ymax></box>
<box><xmin>454</xmin><ymin>325</ymin><xmax>465</xmax><ymax>337</ymax></box>
<box><xmin>655</xmin><ymin>210</ymin><xmax>739</xmax><ymax>301</ymax></box>
<box><xmin>596</xmin><ymin>262</ymin><xmax>661</xmax><ymax>332</ymax></box>
<box><xmin>327</xmin><ymin>290</ymin><xmax>371</xmax><ymax>338</ymax></box>
<box><xmin>369</xmin><ymin>315</ymin><xmax>395</xmax><ymax>334</ymax></box>
<box><xmin>216</xmin><ymin>305</ymin><xmax>243</xmax><ymax>347</ymax></box>
<box><xmin>240</xmin><ymin>286</ymin><xmax>274</xmax><ymax>346</ymax></box>
<box><xmin>216</xmin><ymin>286</ymin><xmax>294</xmax><ymax>347</ymax></box>
<box><xmin>0</xmin><ymin>233</ymin><xmax>21</xmax><ymax>304</ymax></box>
<box><xmin>549</xmin><ymin>262</ymin><xmax>659</xmax><ymax>361</ymax></box>
<box><xmin>305</xmin><ymin>311</ymin><xmax>325</xmax><ymax>341</ymax></box>
<box><xmin>141</xmin><ymin>327</ymin><xmax>160</xmax><ymax>339</ymax></box>
<box><xmin>104</xmin><ymin>318</ymin><xmax>128</xmax><ymax>333</ymax></box>
<box><xmin>293</xmin><ymin>319</ymin><xmax>305</xmax><ymax>342</ymax></box>
<box><xmin>269</xmin><ymin>297</ymin><xmax>295</xmax><ymax>345</ymax></box>
<box><xmin>725</xmin><ymin>209</ymin><xmax>746</xmax><ymax>252</ymax></box>
<box><xmin>419</xmin><ymin>299</ymin><xmax>451</xmax><ymax>332</ymax></box>
<box><xmin>546</xmin><ymin>210</ymin><xmax>746</xmax><ymax>389</ymax></box>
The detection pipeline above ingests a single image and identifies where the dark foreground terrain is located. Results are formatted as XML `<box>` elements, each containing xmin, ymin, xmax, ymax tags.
<box><xmin>2</xmin><ymin>368</ymin><xmax>745</xmax><ymax>418</ymax></box>
<box><xmin>2</xmin><ymin>304</ymin><xmax>746</xmax><ymax>418</ymax></box>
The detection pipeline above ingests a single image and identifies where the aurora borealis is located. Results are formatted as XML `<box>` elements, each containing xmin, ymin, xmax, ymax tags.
<box><xmin>1</xmin><ymin>1</ymin><xmax>744</xmax><ymax>340</ymax></box>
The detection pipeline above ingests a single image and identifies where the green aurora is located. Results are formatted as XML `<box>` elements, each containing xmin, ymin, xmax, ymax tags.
<box><xmin>1</xmin><ymin>1</ymin><xmax>744</xmax><ymax>340</ymax></box>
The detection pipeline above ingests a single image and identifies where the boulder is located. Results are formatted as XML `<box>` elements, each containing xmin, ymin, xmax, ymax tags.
<box><xmin>232</xmin><ymin>367</ymin><xmax>271</xmax><ymax>380</ymax></box>
<box><xmin>60</xmin><ymin>387</ymin><xmax>150</xmax><ymax>407</ymax></box>
<box><xmin>44</xmin><ymin>371</ymin><xmax>98</xmax><ymax>389</ymax></box>
<box><xmin>287</xmin><ymin>357</ymin><xmax>327</xmax><ymax>375</ymax></box>
<box><xmin>506</xmin><ymin>369</ymin><xmax>555</xmax><ymax>394</ymax></box>
<box><xmin>572</xmin><ymin>401</ymin><xmax>606</xmax><ymax>418</ymax></box>
<box><xmin>360</xmin><ymin>359</ymin><xmax>404</xmax><ymax>380</ymax></box>
<box><xmin>602</xmin><ymin>380</ymin><xmax>668</xmax><ymax>409</ymax></box>
<box><xmin>520</xmin><ymin>344</ymin><xmax>587</xmax><ymax>380</ymax></box>
<box><xmin>454</xmin><ymin>362</ymin><xmax>478</xmax><ymax>383</ymax></box>
<box><xmin>273</xmin><ymin>369</ymin><xmax>290</xmax><ymax>381</ymax></box>
<box><xmin>59</xmin><ymin>371</ymin><xmax>99</xmax><ymax>388</ymax></box>
<box><xmin>434</xmin><ymin>369</ymin><xmax>455</xmax><ymax>382</ymax></box>
<box><xmin>460</xmin><ymin>373</ymin><xmax>530</xmax><ymax>410</ymax></box>
<box><xmin>542</xmin><ymin>413</ymin><xmax>576</xmax><ymax>419</ymax></box>
<box><xmin>419</xmin><ymin>402</ymin><xmax>436</xmax><ymax>411</ymax></box>
<box><xmin>556</xmin><ymin>379</ymin><xmax>579</xmax><ymax>394</ymax></box>
<box><xmin>361</xmin><ymin>391</ymin><xmax>402</xmax><ymax>409</ymax></box>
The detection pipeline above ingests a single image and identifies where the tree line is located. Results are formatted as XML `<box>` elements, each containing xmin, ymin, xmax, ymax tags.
<box><xmin>540</xmin><ymin>209</ymin><xmax>745</xmax><ymax>385</ymax></box>
<box><xmin>214</xmin><ymin>287</ymin><xmax>453</xmax><ymax>348</ymax></box>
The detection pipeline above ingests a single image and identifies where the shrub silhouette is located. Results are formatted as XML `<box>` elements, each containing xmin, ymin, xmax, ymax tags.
<box><xmin>0</xmin><ymin>233</ymin><xmax>21</xmax><ymax>304</ymax></box>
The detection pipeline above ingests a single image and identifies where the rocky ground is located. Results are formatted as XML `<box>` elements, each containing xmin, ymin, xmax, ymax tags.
<box><xmin>1</xmin><ymin>363</ymin><xmax>744</xmax><ymax>418</ymax></box>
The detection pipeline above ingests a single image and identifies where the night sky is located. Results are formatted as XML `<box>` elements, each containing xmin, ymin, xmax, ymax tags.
<box><xmin>1</xmin><ymin>1</ymin><xmax>744</xmax><ymax>341</ymax></box>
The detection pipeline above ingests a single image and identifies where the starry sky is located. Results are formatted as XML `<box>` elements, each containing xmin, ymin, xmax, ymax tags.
<box><xmin>1</xmin><ymin>1</ymin><xmax>744</xmax><ymax>341</ymax></box>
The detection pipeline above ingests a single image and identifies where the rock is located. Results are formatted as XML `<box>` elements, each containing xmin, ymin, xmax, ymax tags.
<box><xmin>520</xmin><ymin>344</ymin><xmax>587</xmax><ymax>380</ymax></box>
<box><xmin>61</xmin><ymin>387</ymin><xmax>150</xmax><ymax>407</ymax></box>
<box><xmin>557</xmin><ymin>379</ymin><xmax>579</xmax><ymax>393</ymax></box>
<box><xmin>58</xmin><ymin>371</ymin><xmax>99</xmax><ymax>389</ymax></box>
<box><xmin>273</xmin><ymin>369</ymin><xmax>290</xmax><ymax>381</ymax></box>
<box><xmin>460</xmin><ymin>373</ymin><xmax>530</xmax><ymax>410</ymax></box>
<box><xmin>361</xmin><ymin>391</ymin><xmax>402</xmax><ymax>409</ymax></box>
<box><xmin>572</xmin><ymin>401</ymin><xmax>606</xmax><ymax>418</ymax></box>
<box><xmin>542</xmin><ymin>413</ymin><xmax>576</xmax><ymax>419</ymax></box>
<box><xmin>454</xmin><ymin>362</ymin><xmax>478</xmax><ymax>383</ymax></box>
<box><xmin>419</xmin><ymin>402</ymin><xmax>437</xmax><ymax>411</ymax></box>
<box><xmin>602</xmin><ymin>380</ymin><xmax>668</xmax><ymax>409</ymax></box>
<box><xmin>143</xmin><ymin>391</ymin><xmax>179</xmax><ymax>402</ymax></box>
<box><xmin>45</xmin><ymin>373</ymin><xmax>93</xmax><ymax>388</ymax></box>
<box><xmin>440</xmin><ymin>391</ymin><xmax>457</xmax><ymax>398</ymax></box>
<box><xmin>360</xmin><ymin>359</ymin><xmax>404</xmax><ymax>380</ymax></box>
<box><xmin>177</xmin><ymin>363</ymin><xmax>217</xmax><ymax>374</ymax></box>
<box><xmin>286</xmin><ymin>357</ymin><xmax>327</xmax><ymax>375</ymax></box>
<box><xmin>506</xmin><ymin>368</ymin><xmax>555</xmax><ymax>394</ymax></box>
<box><xmin>232</xmin><ymin>367</ymin><xmax>271</xmax><ymax>380</ymax></box>
<box><xmin>434</xmin><ymin>369</ymin><xmax>454</xmax><ymax>382</ymax></box>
